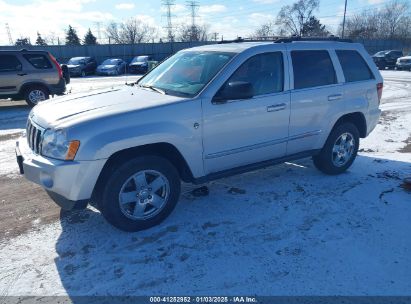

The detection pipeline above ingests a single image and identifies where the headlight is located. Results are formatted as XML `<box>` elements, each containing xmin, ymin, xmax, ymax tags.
<box><xmin>41</xmin><ymin>129</ymin><xmax>80</xmax><ymax>160</ymax></box>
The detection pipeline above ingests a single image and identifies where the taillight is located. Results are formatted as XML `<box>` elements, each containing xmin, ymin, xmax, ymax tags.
<box><xmin>377</xmin><ymin>82</ymin><xmax>383</xmax><ymax>105</ymax></box>
<box><xmin>49</xmin><ymin>53</ymin><xmax>63</xmax><ymax>79</ymax></box>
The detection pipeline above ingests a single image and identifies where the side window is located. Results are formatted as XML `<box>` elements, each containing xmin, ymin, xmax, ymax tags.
<box><xmin>227</xmin><ymin>52</ymin><xmax>284</xmax><ymax>96</ymax></box>
<box><xmin>291</xmin><ymin>50</ymin><xmax>336</xmax><ymax>90</ymax></box>
<box><xmin>336</xmin><ymin>50</ymin><xmax>374</xmax><ymax>82</ymax></box>
<box><xmin>0</xmin><ymin>55</ymin><xmax>22</xmax><ymax>72</ymax></box>
<box><xmin>23</xmin><ymin>54</ymin><xmax>52</xmax><ymax>69</ymax></box>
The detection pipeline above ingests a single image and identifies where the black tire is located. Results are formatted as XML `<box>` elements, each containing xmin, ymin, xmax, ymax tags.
<box><xmin>98</xmin><ymin>155</ymin><xmax>181</xmax><ymax>232</ymax></box>
<box><xmin>313</xmin><ymin>122</ymin><xmax>360</xmax><ymax>175</ymax></box>
<box><xmin>24</xmin><ymin>85</ymin><xmax>50</xmax><ymax>107</ymax></box>
<box><xmin>81</xmin><ymin>70</ymin><xmax>86</xmax><ymax>77</ymax></box>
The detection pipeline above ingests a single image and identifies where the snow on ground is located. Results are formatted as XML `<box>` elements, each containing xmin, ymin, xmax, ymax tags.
<box><xmin>0</xmin><ymin>71</ymin><xmax>410</xmax><ymax>296</ymax></box>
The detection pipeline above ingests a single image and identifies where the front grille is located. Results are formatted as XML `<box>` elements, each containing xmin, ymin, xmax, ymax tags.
<box><xmin>26</xmin><ymin>120</ymin><xmax>43</xmax><ymax>154</ymax></box>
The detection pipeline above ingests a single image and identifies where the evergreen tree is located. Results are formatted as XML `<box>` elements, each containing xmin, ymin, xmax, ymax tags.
<box><xmin>15</xmin><ymin>37</ymin><xmax>31</xmax><ymax>46</ymax></box>
<box><xmin>35</xmin><ymin>32</ymin><xmax>47</xmax><ymax>46</ymax></box>
<box><xmin>65</xmin><ymin>25</ymin><xmax>81</xmax><ymax>45</ymax></box>
<box><xmin>83</xmin><ymin>28</ymin><xmax>97</xmax><ymax>45</ymax></box>
<box><xmin>301</xmin><ymin>16</ymin><xmax>329</xmax><ymax>37</ymax></box>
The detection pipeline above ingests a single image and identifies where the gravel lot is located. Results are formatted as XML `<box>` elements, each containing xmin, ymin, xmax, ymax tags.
<box><xmin>0</xmin><ymin>71</ymin><xmax>410</xmax><ymax>296</ymax></box>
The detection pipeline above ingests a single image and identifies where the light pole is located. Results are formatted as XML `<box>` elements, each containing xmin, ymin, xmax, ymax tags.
<box><xmin>342</xmin><ymin>0</ymin><xmax>348</xmax><ymax>38</ymax></box>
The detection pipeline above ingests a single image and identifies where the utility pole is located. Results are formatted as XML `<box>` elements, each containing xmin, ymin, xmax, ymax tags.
<box><xmin>212</xmin><ymin>32</ymin><xmax>218</xmax><ymax>41</ymax></box>
<box><xmin>186</xmin><ymin>0</ymin><xmax>199</xmax><ymax>41</ymax></box>
<box><xmin>342</xmin><ymin>0</ymin><xmax>348</xmax><ymax>38</ymax></box>
<box><xmin>95</xmin><ymin>21</ymin><xmax>102</xmax><ymax>43</ymax></box>
<box><xmin>5</xmin><ymin>23</ymin><xmax>13</xmax><ymax>45</ymax></box>
<box><xmin>162</xmin><ymin>0</ymin><xmax>175</xmax><ymax>42</ymax></box>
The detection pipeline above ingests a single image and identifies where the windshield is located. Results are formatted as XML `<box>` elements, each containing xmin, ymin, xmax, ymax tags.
<box><xmin>102</xmin><ymin>59</ymin><xmax>120</xmax><ymax>65</ymax></box>
<box><xmin>68</xmin><ymin>58</ymin><xmax>86</xmax><ymax>65</ymax></box>
<box><xmin>132</xmin><ymin>56</ymin><xmax>149</xmax><ymax>63</ymax></box>
<box><xmin>138</xmin><ymin>51</ymin><xmax>235</xmax><ymax>97</ymax></box>
<box><xmin>374</xmin><ymin>51</ymin><xmax>388</xmax><ymax>56</ymax></box>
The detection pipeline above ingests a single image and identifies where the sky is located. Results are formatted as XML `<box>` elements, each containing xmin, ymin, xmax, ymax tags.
<box><xmin>0</xmin><ymin>0</ymin><xmax>388</xmax><ymax>45</ymax></box>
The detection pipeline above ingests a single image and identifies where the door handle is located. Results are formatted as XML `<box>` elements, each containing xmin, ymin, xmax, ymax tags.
<box><xmin>267</xmin><ymin>103</ymin><xmax>286</xmax><ymax>112</ymax></box>
<box><xmin>17</xmin><ymin>73</ymin><xmax>27</xmax><ymax>76</ymax></box>
<box><xmin>328</xmin><ymin>94</ymin><xmax>342</xmax><ymax>101</ymax></box>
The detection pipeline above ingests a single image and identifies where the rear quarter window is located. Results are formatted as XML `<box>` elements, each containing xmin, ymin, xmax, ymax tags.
<box><xmin>336</xmin><ymin>50</ymin><xmax>374</xmax><ymax>82</ymax></box>
<box><xmin>291</xmin><ymin>50</ymin><xmax>336</xmax><ymax>90</ymax></box>
<box><xmin>23</xmin><ymin>54</ymin><xmax>52</xmax><ymax>69</ymax></box>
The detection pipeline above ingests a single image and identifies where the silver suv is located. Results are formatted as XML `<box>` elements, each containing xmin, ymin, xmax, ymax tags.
<box><xmin>0</xmin><ymin>49</ymin><xmax>66</xmax><ymax>106</ymax></box>
<box><xmin>16</xmin><ymin>38</ymin><xmax>383</xmax><ymax>231</ymax></box>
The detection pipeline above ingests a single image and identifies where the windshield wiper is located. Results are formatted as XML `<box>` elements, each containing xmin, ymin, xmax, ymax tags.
<box><xmin>139</xmin><ymin>84</ymin><xmax>166</xmax><ymax>95</ymax></box>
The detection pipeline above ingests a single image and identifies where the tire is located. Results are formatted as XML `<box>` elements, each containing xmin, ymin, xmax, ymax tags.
<box><xmin>81</xmin><ymin>70</ymin><xmax>86</xmax><ymax>77</ymax></box>
<box><xmin>313</xmin><ymin>122</ymin><xmax>360</xmax><ymax>175</ymax></box>
<box><xmin>24</xmin><ymin>85</ymin><xmax>49</xmax><ymax>107</ymax></box>
<box><xmin>98</xmin><ymin>155</ymin><xmax>181</xmax><ymax>232</ymax></box>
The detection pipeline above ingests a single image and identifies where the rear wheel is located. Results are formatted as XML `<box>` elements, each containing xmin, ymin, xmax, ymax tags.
<box><xmin>81</xmin><ymin>70</ymin><xmax>86</xmax><ymax>77</ymax></box>
<box><xmin>24</xmin><ymin>85</ymin><xmax>49</xmax><ymax>107</ymax></box>
<box><xmin>313</xmin><ymin>122</ymin><xmax>360</xmax><ymax>175</ymax></box>
<box><xmin>98</xmin><ymin>156</ymin><xmax>181</xmax><ymax>232</ymax></box>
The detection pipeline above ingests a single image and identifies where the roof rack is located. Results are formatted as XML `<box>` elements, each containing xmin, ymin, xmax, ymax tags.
<box><xmin>274</xmin><ymin>36</ymin><xmax>353</xmax><ymax>43</ymax></box>
<box><xmin>217</xmin><ymin>36</ymin><xmax>353</xmax><ymax>44</ymax></box>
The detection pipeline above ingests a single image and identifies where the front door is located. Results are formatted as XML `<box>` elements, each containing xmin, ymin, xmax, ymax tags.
<box><xmin>202</xmin><ymin>51</ymin><xmax>290</xmax><ymax>174</ymax></box>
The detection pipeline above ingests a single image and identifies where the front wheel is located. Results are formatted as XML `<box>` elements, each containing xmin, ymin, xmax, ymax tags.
<box><xmin>313</xmin><ymin>122</ymin><xmax>360</xmax><ymax>175</ymax></box>
<box><xmin>98</xmin><ymin>156</ymin><xmax>181</xmax><ymax>232</ymax></box>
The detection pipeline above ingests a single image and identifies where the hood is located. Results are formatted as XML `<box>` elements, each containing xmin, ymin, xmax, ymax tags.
<box><xmin>399</xmin><ymin>56</ymin><xmax>411</xmax><ymax>60</ymax></box>
<box><xmin>98</xmin><ymin>64</ymin><xmax>117</xmax><ymax>69</ymax></box>
<box><xmin>31</xmin><ymin>86</ymin><xmax>186</xmax><ymax>128</ymax></box>
<box><xmin>67</xmin><ymin>64</ymin><xmax>82</xmax><ymax>69</ymax></box>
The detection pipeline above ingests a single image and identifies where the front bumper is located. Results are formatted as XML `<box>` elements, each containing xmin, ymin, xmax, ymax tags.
<box><xmin>16</xmin><ymin>137</ymin><xmax>106</xmax><ymax>210</ymax></box>
<box><xmin>396</xmin><ymin>63</ymin><xmax>411</xmax><ymax>70</ymax></box>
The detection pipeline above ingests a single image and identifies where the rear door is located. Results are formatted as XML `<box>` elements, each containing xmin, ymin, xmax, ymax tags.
<box><xmin>287</xmin><ymin>47</ymin><xmax>343</xmax><ymax>155</ymax></box>
<box><xmin>0</xmin><ymin>54</ymin><xmax>24</xmax><ymax>96</ymax></box>
<box><xmin>22</xmin><ymin>52</ymin><xmax>58</xmax><ymax>85</ymax></box>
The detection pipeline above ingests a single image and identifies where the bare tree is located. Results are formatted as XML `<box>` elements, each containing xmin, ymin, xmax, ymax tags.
<box><xmin>276</xmin><ymin>0</ymin><xmax>320</xmax><ymax>36</ymax></box>
<box><xmin>340</xmin><ymin>0</ymin><xmax>411</xmax><ymax>40</ymax></box>
<box><xmin>178</xmin><ymin>24</ymin><xmax>210</xmax><ymax>42</ymax></box>
<box><xmin>105</xmin><ymin>18</ymin><xmax>157</xmax><ymax>44</ymax></box>
<box><xmin>251</xmin><ymin>21</ymin><xmax>277</xmax><ymax>39</ymax></box>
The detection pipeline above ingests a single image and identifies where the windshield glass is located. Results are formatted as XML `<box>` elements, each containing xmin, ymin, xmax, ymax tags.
<box><xmin>68</xmin><ymin>58</ymin><xmax>86</xmax><ymax>65</ymax></box>
<box><xmin>132</xmin><ymin>56</ymin><xmax>148</xmax><ymax>63</ymax></box>
<box><xmin>102</xmin><ymin>59</ymin><xmax>120</xmax><ymax>65</ymax></box>
<box><xmin>374</xmin><ymin>51</ymin><xmax>388</xmax><ymax>56</ymax></box>
<box><xmin>138</xmin><ymin>51</ymin><xmax>235</xmax><ymax>97</ymax></box>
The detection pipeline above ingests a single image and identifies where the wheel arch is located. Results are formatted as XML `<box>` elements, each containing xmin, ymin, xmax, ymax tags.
<box><xmin>19</xmin><ymin>82</ymin><xmax>50</xmax><ymax>96</ymax></box>
<box><xmin>92</xmin><ymin>142</ymin><xmax>194</xmax><ymax>201</ymax></box>
<box><xmin>332</xmin><ymin>112</ymin><xmax>367</xmax><ymax>138</ymax></box>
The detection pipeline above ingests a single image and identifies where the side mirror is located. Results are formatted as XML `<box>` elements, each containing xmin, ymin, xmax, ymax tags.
<box><xmin>213</xmin><ymin>81</ymin><xmax>254</xmax><ymax>103</ymax></box>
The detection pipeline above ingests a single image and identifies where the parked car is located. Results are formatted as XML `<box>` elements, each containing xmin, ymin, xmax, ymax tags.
<box><xmin>396</xmin><ymin>52</ymin><xmax>411</xmax><ymax>71</ymax></box>
<box><xmin>129</xmin><ymin>55</ymin><xmax>152</xmax><ymax>74</ymax></box>
<box><xmin>0</xmin><ymin>49</ymin><xmax>66</xmax><ymax>106</ymax></box>
<box><xmin>96</xmin><ymin>58</ymin><xmax>127</xmax><ymax>76</ymax></box>
<box><xmin>372</xmin><ymin>50</ymin><xmax>403</xmax><ymax>69</ymax></box>
<box><xmin>16</xmin><ymin>38</ymin><xmax>383</xmax><ymax>231</ymax></box>
<box><xmin>67</xmin><ymin>56</ymin><xmax>97</xmax><ymax>77</ymax></box>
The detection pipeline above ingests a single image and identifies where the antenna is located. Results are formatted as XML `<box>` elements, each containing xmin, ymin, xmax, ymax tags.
<box><xmin>186</xmin><ymin>0</ymin><xmax>199</xmax><ymax>41</ymax></box>
<box><xmin>5</xmin><ymin>23</ymin><xmax>13</xmax><ymax>45</ymax></box>
<box><xmin>162</xmin><ymin>0</ymin><xmax>175</xmax><ymax>42</ymax></box>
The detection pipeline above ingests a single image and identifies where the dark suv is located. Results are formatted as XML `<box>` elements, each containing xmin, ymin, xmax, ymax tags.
<box><xmin>0</xmin><ymin>50</ymin><xmax>66</xmax><ymax>106</ymax></box>
<box><xmin>67</xmin><ymin>57</ymin><xmax>97</xmax><ymax>77</ymax></box>
<box><xmin>372</xmin><ymin>50</ymin><xmax>403</xmax><ymax>69</ymax></box>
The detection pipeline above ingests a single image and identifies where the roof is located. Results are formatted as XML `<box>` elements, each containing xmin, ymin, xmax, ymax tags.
<box><xmin>187</xmin><ymin>40</ymin><xmax>357</xmax><ymax>53</ymax></box>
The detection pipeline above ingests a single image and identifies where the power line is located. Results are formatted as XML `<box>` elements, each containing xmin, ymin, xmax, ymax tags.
<box><xmin>162</xmin><ymin>0</ymin><xmax>176</xmax><ymax>42</ymax></box>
